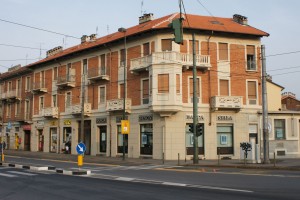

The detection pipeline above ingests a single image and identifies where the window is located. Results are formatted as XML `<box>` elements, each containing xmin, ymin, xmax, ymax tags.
<box><xmin>15</xmin><ymin>101</ymin><xmax>21</xmax><ymax>117</ymax></box>
<box><xmin>25</xmin><ymin>100</ymin><xmax>30</xmax><ymax>120</ymax></box>
<box><xmin>143</xmin><ymin>43</ymin><xmax>150</xmax><ymax>56</ymax></box>
<box><xmin>120</xmin><ymin>49</ymin><xmax>126</xmax><ymax>67</ymax></box>
<box><xmin>53</xmin><ymin>67</ymin><xmax>58</xmax><ymax>80</ymax></box>
<box><xmin>119</xmin><ymin>83</ymin><xmax>125</xmax><ymax>99</ymax></box>
<box><xmin>189</xmin><ymin>40</ymin><xmax>199</xmax><ymax>55</ymax></box>
<box><xmin>100</xmin><ymin>54</ymin><xmax>106</xmax><ymax>75</ymax></box>
<box><xmin>274</xmin><ymin>119</ymin><xmax>285</xmax><ymax>139</ymax></box>
<box><xmin>185</xmin><ymin>124</ymin><xmax>204</xmax><ymax>155</ymax></box>
<box><xmin>161</xmin><ymin>39</ymin><xmax>172</xmax><ymax>51</ymax></box>
<box><xmin>140</xmin><ymin>124</ymin><xmax>153</xmax><ymax>155</ymax></box>
<box><xmin>247</xmin><ymin>81</ymin><xmax>257</xmax><ymax>105</ymax></box>
<box><xmin>26</xmin><ymin>76</ymin><xmax>31</xmax><ymax>91</ymax></box>
<box><xmin>39</xmin><ymin>96</ymin><xmax>44</xmax><ymax>111</ymax></box>
<box><xmin>16</xmin><ymin>79</ymin><xmax>21</xmax><ymax>97</ymax></box>
<box><xmin>189</xmin><ymin>77</ymin><xmax>200</xmax><ymax>103</ymax></box>
<box><xmin>158</xmin><ymin>74</ymin><xmax>169</xmax><ymax>93</ymax></box>
<box><xmin>66</xmin><ymin>92</ymin><xmax>71</xmax><ymax>108</ymax></box>
<box><xmin>40</xmin><ymin>71</ymin><xmax>45</xmax><ymax>88</ymax></box>
<box><xmin>52</xmin><ymin>95</ymin><xmax>57</xmax><ymax>107</ymax></box>
<box><xmin>247</xmin><ymin>45</ymin><xmax>256</xmax><ymax>70</ymax></box>
<box><xmin>67</xmin><ymin>63</ymin><xmax>72</xmax><ymax>81</ymax></box>
<box><xmin>219</xmin><ymin>43</ymin><xmax>228</xmax><ymax>61</ymax></box>
<box><xmin>220</xmin><ymin>79</ymin><xmax>229</xmax><ymax>96</ymax></box>
<box><xmin>142</xmin><ymin>79</ymin><xmax>149</xmax><ymax>104</ymax></box>
<box><xmin>176</xmin><ymin>74</ymin><xmax>181</xmax><ymax>94</ymax></box>
<box><xmin>99</xmin><ymin>86</ymin><xmax>106</xmax><ymax>105</ymax></box>
<box><xmin>217</xmin><ymin>124</ymin><xmax>233</xmax><ymax>154</ymax></box>
<box><xmin>7</xmin><ymin>104</ymin><xmax>11</xmax><ymax>118</ymax></box>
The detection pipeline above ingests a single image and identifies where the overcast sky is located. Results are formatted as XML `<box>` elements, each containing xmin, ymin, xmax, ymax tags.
<box><xmin>1</xmin><ymin>0</ymin><xmax>299</xmax><ymax>98</ymax></box>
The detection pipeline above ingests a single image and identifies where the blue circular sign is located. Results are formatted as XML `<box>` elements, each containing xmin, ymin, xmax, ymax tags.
<box><xmin>76</xmin><ymin>142</ymin><xmax>86</xmax><ymax>154</ymax></box>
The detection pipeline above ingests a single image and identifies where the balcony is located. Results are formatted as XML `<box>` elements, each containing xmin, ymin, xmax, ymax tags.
<box><xmin>43</xmin><ymin>107</ymin><xmax>58</xmax><ymax>118</ymax></box>
<box><xmin>87</xmin><ymin>67</ymin><xmax>109</xmax><ymax>82</ymax></box>
<box><xmin>211</xmin><ymin>96</ymin><xmax>243</xmax><ymax>111</ymax></box>
<box><xmin>106</xmin><ymin>98</ymin><xmax>131</xmax><ymax>113</ymax></box>
<box><xmin>71</xmin><ymin>103</ymin><xmax>91</xmax><ymax>116</ymax></box>
<box><xmin>32</xmin><ymin>82</ymin><xmax>47</xmax><ymax>93</ymax></box>
<box><xmin>57</xmin><ymin>74</ymin><xmax>76</xmax><ymax>88</ymax></box>
<box><xmin>130</xmin><ymin>51</ymin><xmax>211</xmax><ymax>73</ymax></box>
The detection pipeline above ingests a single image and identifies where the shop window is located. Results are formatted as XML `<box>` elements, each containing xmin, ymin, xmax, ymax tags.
<box><xmin>140</xmin><ymin>124</ymin><xmax>153</xmax><ymax>155</ymax></box>
<box><xmin>117</xmin><ymin>125</ymin><xmax>128</xmax><ymax>154</ymax></box>
<box><xmin>217</xmin><ymin>124</ymin><xmax>233</xmax><ymax>155</ymax></box>
<box><xmin>185</xmin><ymin>124</ymin><xmax>204</xmax><ymax>155</ymax></box>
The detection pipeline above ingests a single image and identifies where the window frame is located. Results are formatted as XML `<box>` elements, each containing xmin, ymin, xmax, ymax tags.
<box><xmin>274</xmin><ymin>119</ymin><xmax>286</xmax><ymax>140</ymax></box>
<box><xmin>157</xmin><ymin>74</ymin><xmax>169</xmax><ymax>94</ymax></box>
<box><xmin>218</xmin><ymin>42</ymin><xmax>229</xmax><ymax>61</ymax></box>
<box><xmin>98</xmin><ymin>85</ymin><xmax>106</xmax><ymax>106</ymax></box>
<box><xmin>141</xmin><ymin>78</ymin><xmax>150</xmax><ymax>104</ymax></box>
<box><xmin>246</xmin><ymin>45</ymin><xmax>256</xmax><ymax>71</ymax></box>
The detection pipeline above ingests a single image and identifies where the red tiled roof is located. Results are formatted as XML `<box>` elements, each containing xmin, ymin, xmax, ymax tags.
<box><xmin>26</xmin><ymin>13</ymin><xmax>268</xmax><ymax>67</ymax></box>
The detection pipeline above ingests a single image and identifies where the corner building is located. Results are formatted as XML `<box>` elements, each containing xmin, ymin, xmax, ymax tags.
<box><xmin>0</xmin><ymin>13</ymin><xmax>270</xmax><ymax>160</ymax></box>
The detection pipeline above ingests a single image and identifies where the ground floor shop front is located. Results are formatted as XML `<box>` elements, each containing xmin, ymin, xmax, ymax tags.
<box><xmin>20</xmin><ymin>109</ymin><xmax>271</xmax><ymax>160</ymax></box>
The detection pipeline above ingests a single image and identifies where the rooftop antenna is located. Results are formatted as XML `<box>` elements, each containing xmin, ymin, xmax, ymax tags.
<box><xmin>107</xmin><ymin>25</ymin><xmax>110</xmax><ymax>35</ymax></box>
<box><xmin>96</xmin><ymin>26</ymin><xmax>98</xmax><ymax>35</ymax></box>
<box><xmin>141</xmin><ymin>0</ymin><xmax>144</xmax><ymax>16</ymax></box>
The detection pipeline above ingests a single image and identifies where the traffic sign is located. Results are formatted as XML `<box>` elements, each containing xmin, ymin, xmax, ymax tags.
<box><xmin>76</xmin><ymin>142</ymin><xmax>86</xmax><ymax>154</ymax></box>
<box><xmin>7</xmin><ymin>122</ymin><xmax>12</xmax><ymax>130</ymax></box>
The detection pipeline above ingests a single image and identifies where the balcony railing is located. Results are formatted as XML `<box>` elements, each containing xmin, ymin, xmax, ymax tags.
<box><xmin>32</xmin><ymin>81</ymin><xmax>47</xmax><ymax>93</ymax></box>
<box><xmin>106</xmin><ymin>98</ymin><xmax>131</xmax><ymax>113</ymax></box>
<box><xmin>43</xmin><ymin>107</ymin><xmax>58</xmax><ymax>118</ymax></box>
<box><xmin>71</xmin><ymin>103</ymin><xmax>91</xmax><ymax>115</ymax></box>
<box><xmin>87</xmin><ymin>67</ymin><xmax>109</xmax><ymax>81</ymax></box>
<box><xmin>57</xmin><ymin>74</ymin><xmax>76</xmax><ymax>88</ymax></box>
<box><xmin>211</xmin><ymin>96</ymin><xmax>243</xmax><ymax>110</ymax></box>
<box><xmin>130</xmin><ymin>51</ymin><xmax>211</xmax><ymax>72</ymax></box>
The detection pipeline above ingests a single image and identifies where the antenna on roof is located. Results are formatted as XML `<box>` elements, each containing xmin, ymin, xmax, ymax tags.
<box><xmin>141</xmin><ymin>0</ymin><xmax>144</xmax><ymax>16</ymax></box>
<box><xmin>96</xmin><ymin>26</ymin><xmax>98</xmax><ymax>35</ymax></box>
<box><xmin>107</xmin><ymin>25</ymin><xmax>110</xmax><ymax>35</ymax></box>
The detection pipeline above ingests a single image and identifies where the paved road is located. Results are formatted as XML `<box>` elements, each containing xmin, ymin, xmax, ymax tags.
<box><xmin>1</xmin><ymin>165</ymin><xmax>299</xmax><ymax>200</ymax></box>
<box><xmin>2</xmin><ymin>156</ymin><xmax>300</xmax><ymax>199</ymax></box>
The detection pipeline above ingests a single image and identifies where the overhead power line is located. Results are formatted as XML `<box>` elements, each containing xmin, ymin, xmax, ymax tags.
<box><xmin>0</xmin><ymin>18</ymin><xmax>80</xmax><ymax>39</ymax></box>
<box><xmin>0</xmin><ymin>43</ymin><xmax>47</xmax><ymax>50</ymax></box>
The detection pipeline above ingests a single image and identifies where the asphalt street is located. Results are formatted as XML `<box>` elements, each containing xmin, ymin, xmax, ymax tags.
<box><xmin>1</xmin><ymin>156</ymin><xmax>300</xmax><ymax>200</ymax></box>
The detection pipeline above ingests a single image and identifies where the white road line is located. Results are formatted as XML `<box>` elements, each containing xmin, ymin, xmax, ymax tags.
<box><xmin>8</xmin><ymin>171</ymin><xmax>37</xmax><ymax>176</ymax></box>
<box><xmin>162</xmin><ymin>182</ymin><xmax>187</xmax><ymax>187</ymax></box>
<box><xmin>0</xmin><ymin>172</ymin><xmax>18</xmax><ymax>178</ymax></box>
<box><xmin>191</xmin><ymin>185</ymin><xmax>253</xmax><ymax>193</ymax></box>
<box><xmin>116</xmin><ymin>177</ymin><xmax>135</xmax><ymax>181</ymax></box>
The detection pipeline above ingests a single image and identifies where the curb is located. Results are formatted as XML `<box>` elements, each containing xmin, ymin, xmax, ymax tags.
<box><xmin>0</xmin><ymin>162</ymin><xmax>89</xmax><ymax>175</ymax></box>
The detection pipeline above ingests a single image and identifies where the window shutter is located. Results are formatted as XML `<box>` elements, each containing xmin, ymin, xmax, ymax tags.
<box><xmin>219</xmin><ymin>43</ymin><xmax>228</xmax><ymax>60</ymax></box>
<box><xmin>220</xmin><ymin>80</ymin><xmax>229</xmax><ymax>96</ymax></box>
<box><xmin>247</xmin><ymin>45</ymin><xmax>255</xmax><ymax>55</ymax></box>
<box><xmin>161</xmin><ymin>39</ymin><xmax>172</xmax><ymax>51</ymax></box>
<box><xmin>158</xmin><ymin>74</ymin><xmax>169</xmax><ymax>93</ymax></box>
<box><xmin>248</xmin><ymin>81</ymin><xmax>257</xmax><ymax>99</ymax></box>
<box><xmin>142</xmin><ymin>79</ymin><xmax>149</xmax><ymax>98</ymax></box>
<box><xmin>143</xmin><ymin>43</ymin><xmax>150</xmax><ymax>56</ymax></box>
<box><xmin>176</xmin><ymin>74</ymin><xmax>180</xmax><ymax>94</ymax></box>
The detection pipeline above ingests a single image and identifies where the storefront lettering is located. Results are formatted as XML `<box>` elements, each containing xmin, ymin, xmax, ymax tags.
<box><xmin>186</xmin><ymin>114</ymin><xmax>204</xmax><ymax>121</ymax></box>
<box><xmin>217</xmin><ymin>116</ymin><xmax>233</xmax><ymax>121</ymax></box>
<box><xmin>139</xmin><ymin>114</ymin><xmax>153</xmax><ymax>122</ymax></box>
<box><xmin>96</xmin><ymin>117</ymin><xmax>107</xmax><ymax>124</ymax></box>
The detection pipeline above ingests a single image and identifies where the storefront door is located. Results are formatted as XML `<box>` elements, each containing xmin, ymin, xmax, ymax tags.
<box><xmin>99</xmin><ymin>126</ymin><xmax>107</xmax><ymax>153</ymax></box>
<box><xmin>38</xmin><ymin>130</ymin><xmax>44</xmax><ymax>152</ymax></box>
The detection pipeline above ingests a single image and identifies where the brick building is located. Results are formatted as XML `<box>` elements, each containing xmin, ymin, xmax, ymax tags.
<box><xmin>0</xmin><ymin>13</ymin><xmax>271</xmax><ymax>160</ymax></box>
<box><xmin>282</xmin><ymin>92</ymin><xmax>300</xmax><ymax>111</ymax></box>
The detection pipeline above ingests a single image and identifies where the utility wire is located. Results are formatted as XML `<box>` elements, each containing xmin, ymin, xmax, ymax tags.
<box><xmin>0</xmin><ymin>43</ymin><xmax>47</xmax><ymax>50</ymax></box>
<box><xmin>0</xmin><ymin>18</ymin><xmax>80</xmax><ymax>39</ymax></box>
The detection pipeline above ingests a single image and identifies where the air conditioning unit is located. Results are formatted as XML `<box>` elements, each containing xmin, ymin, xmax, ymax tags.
<box><xmin>248</xmin><ymin>99</ymin><xmax>257</xmax><ymax>105</ymax></box>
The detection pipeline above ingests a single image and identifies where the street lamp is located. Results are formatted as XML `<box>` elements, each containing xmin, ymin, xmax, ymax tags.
<box><xmin>118</xmin><ymin>27</ymin><xmax>127</xmax><ymax>161</ymax></box>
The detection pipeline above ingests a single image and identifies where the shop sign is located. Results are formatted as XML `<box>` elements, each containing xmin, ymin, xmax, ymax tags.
<box><xmin>64</xmin><ymin>120</ymin><xmax>72</xmax><ymax>125</ymax></box>
<box><xmin>139</xmin><ymin>114</ymin><xmax>153</xmax><ymax>122</ymax></box>
<box><xmin>22</xmin><ymin>125</ymin><xmax>31</xmax><ymax>130</ymax></box>
<box><xmin>217</xmin><ymin>115</ymin><xmax>233</xmax><ymax>121</ymax></box>
<box><xmin>186</xmin><ymin>114</ymin><xmax>204</xmax><ymax>121</ymax></box>
<box><xmin>36</xmin><ymin>121</ymin><xmax>44</xmax><ymax>129</ymax></box>
<box><xmin>96</xmin><ymin>117</ymin><xmax>107</xmax><ymax>124</ymax></box>
<box><xmin>116</xmin><ymin>116</ymin><xmax>128</xmax><ymax>123</ymax></box>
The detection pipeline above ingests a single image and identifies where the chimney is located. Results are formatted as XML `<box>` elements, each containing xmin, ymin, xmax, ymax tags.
<box><xmin>139</xmin><ymin>13</ymin><xmax>154</xmax><ymax>24</ymax></box>
<box><xmin>233</xmin><ymin>14</ymin><xmax>248</xmax><ymax>25</ymax></box>
<box><xmin>81</xmin><ymin>35</ymin><xmax>90</xmax><ymax>43</ymax></box>
<box><xmin>46</xmin><ymin>46</ymin><xmax>63</xmax><ymax>57</ymax></box>
<box><xmin>89</xmin><ymin>34</ymin><xmax>97</xmax><ymax>41</ymax></box>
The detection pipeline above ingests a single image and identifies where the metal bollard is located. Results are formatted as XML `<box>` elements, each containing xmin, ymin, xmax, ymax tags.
<box><xmin>273</xmin><ymin>152</ymin><xmax>276</xmax><ymax>167</ymax></box>
<box><xmin>178</xmin><ymin>153</ymin><xmax>180</xmax><ymax>166</ymax></box>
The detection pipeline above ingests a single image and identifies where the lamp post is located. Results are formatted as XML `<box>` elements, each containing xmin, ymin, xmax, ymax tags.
<box><xmin>118</xmin><ymin>27</ymin><xmax>127</xmax><ymax>161</ymax></box>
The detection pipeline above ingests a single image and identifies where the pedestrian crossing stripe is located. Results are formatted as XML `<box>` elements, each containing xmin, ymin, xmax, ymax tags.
<box><xmin>0</xmin><ymin>172</ymin><xmax>18</xmax><ymax>178</ymax></box>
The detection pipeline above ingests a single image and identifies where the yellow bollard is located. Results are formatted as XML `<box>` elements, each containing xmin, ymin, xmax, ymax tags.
<box><xmin>1</xmin><ymin>153</ymin><xmax>4</xmax><ymax>162</ymax></box>
<box><xmin>78</xmin><ymin>154</ymin><xmax>83</xmax><ymax>167</ymax></box>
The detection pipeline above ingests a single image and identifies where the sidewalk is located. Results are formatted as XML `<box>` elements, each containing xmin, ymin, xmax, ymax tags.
<box><xmin>2</xmin><ymin>149</ymin><xmax>300</xmax><ymax>171</ymax></box>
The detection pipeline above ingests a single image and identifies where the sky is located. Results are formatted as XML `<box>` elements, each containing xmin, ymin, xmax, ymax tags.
<box><xmin>1</xmin><ymin>0</ymin><xmax>300</xmax><ymax>98</ymax></box>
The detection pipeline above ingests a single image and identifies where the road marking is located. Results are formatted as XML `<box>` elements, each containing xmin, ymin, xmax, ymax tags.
<box><xmin>191</xmin><ymin>185</ymin><xmax>253</xmax><ymax>193</ymax></box>
<box><xmin>116</xmin><ymin>177</ymin><xmax>135</xmax><ymax>181</ymax></box>
<box><xmin>162</xmin><ymin>182</ymin><xmax>187</xmax><ymax>187</ymax></box>
<box><xmin>0</xmin><ymin>172</ymin><xmax>18</xmax><ymax>178</ymax></box>
<box><xmin>8</xmin><ymin>171</ymin><xmax>37</xmax><ymax>176</ymax></box>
